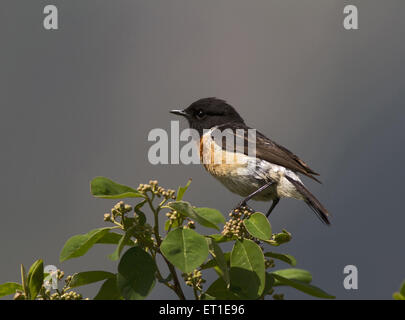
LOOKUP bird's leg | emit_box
[266,198,280,217]
[236,180,275,209]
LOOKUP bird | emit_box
[170,97,330,225]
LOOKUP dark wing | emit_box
[216,122,321,183]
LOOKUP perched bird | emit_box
[170,97,330,225]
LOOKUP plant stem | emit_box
[162,255,186,300]
[152,250,176,291]
[193,286,199,300]
[147,192,186,300]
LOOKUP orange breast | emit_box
[199,133,247,178]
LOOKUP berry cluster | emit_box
[14,269,87,300]
[166,210,180,221]
[103,200,153,245]
[165,210,196,230]
[104,200,132,222]
[137,180,176,199]
[182,269,205,291]
[222,206,254,239]
[49,291,84,300]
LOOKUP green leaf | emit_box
[60,227,113,262]
[94,276,123,300]
[90,176,143,199]
[134,200,147,225]
[264,252,297,266]
[168,201,221,230]
[393,292,405,300]
[205,277,240,300]
[243,212,272,240]
[160,228,209,273]
[264,229,292,246]
[200,293,216,300]
[20,264,28,296]
[0,282,22,298]
[95,231,123,245]
[194,208,226,226]
[176,179,192,201]
[108,228,135,261]
[271,268,312,285]
[393,281,405,300]
[122,217,136,230]
[230,239,266,299]
[208,234,237,243]
[207,238,230,286]
[69,271,115,288]
[271,274,335,299]
[117,247,157,300]
[27,259,44,300]
[108,236,126,261]
[201,252,231,270]
[261,272,275,297]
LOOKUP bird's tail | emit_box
[285,175,331,225]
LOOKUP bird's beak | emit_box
[170,109,188,117]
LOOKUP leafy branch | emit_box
[0,177,335,300]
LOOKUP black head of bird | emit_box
[170,97,244,136]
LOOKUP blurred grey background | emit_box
[1,0,404,300]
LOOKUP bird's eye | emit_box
[195,109,206,120]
